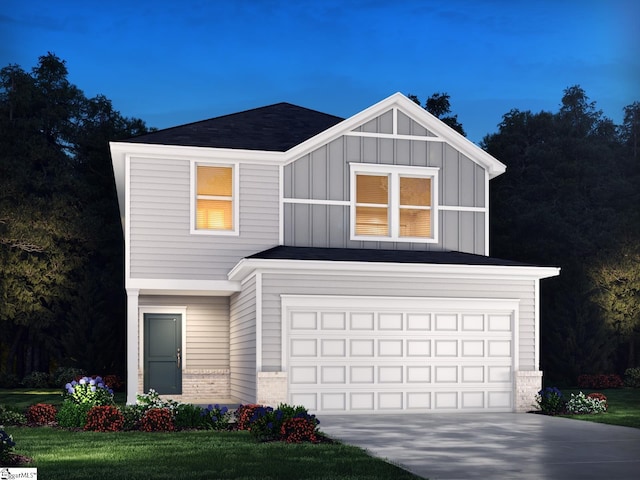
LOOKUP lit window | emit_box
[351,164,438,242]
[194,165,235,232]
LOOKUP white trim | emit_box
[126,288,139,405]
[189,161,240,236]
[139,305,188,387]
[282,198,350,206]
[344,131,446,142]
[127,278,241,295]
[485,169,490,256]
[278,164,284,245]
[349,163,440,243]
[125,155,132,282]
[534,279,541,371]
[392,107,398,134]
[439,205,486,213]
[229,257,561,283]
[256,272,263,372]
[513,307,520,372]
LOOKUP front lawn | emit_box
[8,427,421,480]
[559,388,640,429]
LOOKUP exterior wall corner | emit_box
[514,370,543,413]
[256,371,288,407]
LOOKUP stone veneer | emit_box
[257,372,288,406]
[137,369,231,403]
[515,370,543,412]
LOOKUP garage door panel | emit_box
[286,298,516,413]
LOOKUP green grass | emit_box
[0,388,125,410]
[8,427,421,480]
[559,388,640,429]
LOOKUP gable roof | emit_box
[125,102,344,151]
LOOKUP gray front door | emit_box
[144,313,182,395]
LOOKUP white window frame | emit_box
[190,161,240,235]
[349,163,439,243]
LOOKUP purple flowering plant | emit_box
[201,403,231,430]
[64,376,114,406]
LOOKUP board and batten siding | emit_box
[282,110,487,254]
[259,273,536,373]
[129,157,279,280]
[229,276,257,403]
[138,295,229,370]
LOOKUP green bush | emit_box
[53,366,86,386]
[566,391,607,414]
[64,376,114,406]
[0,426,16,464]
[535,387,565,415]
[57,400,92,428]
[0,405,27,426]
[0,372,20,388]
[136,389,180,417]
[174,403,206,430]
[244,403,319,442]
[624,367,640,388]
[200,404,231,430]
[21,371,51,388]
[120,404,145,431]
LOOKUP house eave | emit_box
[126,278,241,296]
[228,257,560,283]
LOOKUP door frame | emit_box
[139,306,187,392]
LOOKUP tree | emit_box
[408,92,466,136]
[0,53,149,381]
[484,85,639,382]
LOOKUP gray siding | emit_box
[260,273,537,372]
[129,158,279,280]
[139,295,229,369]
[229,276,257,403]
[283,132,487,253]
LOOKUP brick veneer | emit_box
[257,372,288,406]
[515,370,543,412]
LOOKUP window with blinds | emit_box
[195,165,234,231]
[352,164,437,242]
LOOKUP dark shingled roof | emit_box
[125,102,344,151]
[247,246,534,267]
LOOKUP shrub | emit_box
[624,367,640,388]
[120,404,145,431]
[64,376,114,407]
[587,392,608,409]
[0,426,16,464]
[245,403,319,442]
[566,391,607,414]
[136,389,180,417]
[139,408,174,432]
[280,417,319,443]
[174,403,206,430]
[0,405,27,426]
[0,372,20,388]
[535,387,565,415]
[102,374,125,391]
[57,400,92,429]
[85,405,125,432]
[21,371,51,388]
[577,374,624,389]
[235,404,263,430]
[26,403,57,425]
[53,367,86,386]
[200,404,231,431]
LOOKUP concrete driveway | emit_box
[318,413,640,479]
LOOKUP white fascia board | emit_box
[127,278,241,296]
[228,257,560,283]
[109,141,284,165]
[109,142,127,230]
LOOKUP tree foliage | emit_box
[484,86,640,381]
[408,92,466,136]
[0,53,149,380]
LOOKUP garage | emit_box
[283,295,520,413]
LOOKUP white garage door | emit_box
[283,296,519,413]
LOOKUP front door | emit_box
[144,313,182,395]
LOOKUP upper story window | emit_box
[191,163,238,235]
[350,163,438,243]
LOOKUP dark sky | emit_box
[2,0,638,143]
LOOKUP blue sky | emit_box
[2,0,638,143]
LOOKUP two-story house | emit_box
[110,93,559,413]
